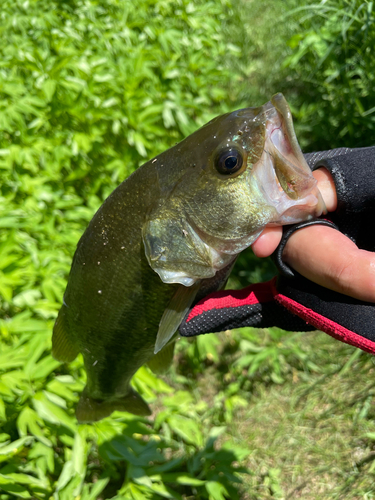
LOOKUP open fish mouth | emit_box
[257,93,326,223]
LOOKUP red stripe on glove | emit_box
[274,283,375,354]
[186,279,276,322]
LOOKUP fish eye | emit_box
[215,148,244,175]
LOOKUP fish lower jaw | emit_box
[267,191,324,225]
[253,135,326,223]
[156,269,197,286]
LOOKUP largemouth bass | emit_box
[52,94,325,422]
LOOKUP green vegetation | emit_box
[283,0,375,150]
[1,0,375,498]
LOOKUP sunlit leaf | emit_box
[32,391,76,432]
[205,481,229,500]
[167,415,203,447]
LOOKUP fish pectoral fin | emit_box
[155,281,201,354]
[76,387,151,423]
[52,306,80,362]
[147,341,175,374]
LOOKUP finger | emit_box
[283,225,375,303]
[252,226,282,258]
[313,168,337,212]
[251,168,335,259]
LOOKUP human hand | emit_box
[252,168,375,303]
[180,147,375,355]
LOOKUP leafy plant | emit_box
[284,0,375,150]
[0,0,257,498]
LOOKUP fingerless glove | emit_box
[179,147,375,354]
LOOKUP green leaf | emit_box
[0,472,48,489]
[205,481,229,500]
[28,355,61,380]
[71,428,88,477]
[32,391,76,432]
[28,442,55,474]
[80,478,110,500]
[162,391,194,409]
[129,466,153,488]
[0,480,32,498]
[159,473,205,486]
[55,460,75,492]
[167,415,203,447]
[17,406,52,447]
[0,437,33,462]
[42,80,57,102]
[13,289,42,308]
[0,397,6,422]
[132,366,173,398]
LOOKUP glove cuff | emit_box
[179,278,315,337]
[275,273,375,354]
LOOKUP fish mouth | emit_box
[257,93,326,223]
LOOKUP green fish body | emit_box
[52,94,325,422]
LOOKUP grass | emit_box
[230,0,299,108]
[168,330,375,499]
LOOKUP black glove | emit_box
[179,147,375,355]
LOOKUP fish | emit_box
[52,93,326,422]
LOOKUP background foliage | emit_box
[283,0,375,150]
[1,0,375,498]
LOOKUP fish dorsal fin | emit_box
[52,305,80,362]
[147,341,175,374]
[155,281,201,354]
